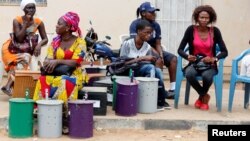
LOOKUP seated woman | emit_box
[120,19,170,110]
[33,11,87,104]
[178,5,228,110]
[1,0,48,96]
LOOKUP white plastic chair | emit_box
[119,34,129,44]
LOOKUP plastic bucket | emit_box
[9,98,34,138]
[115,78,138,116]
[68,100,94,138]
[36,100,63,138]
[136,77,159,113]
[111,76,129,110]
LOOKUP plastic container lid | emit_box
[116,78,138,86]
[135,77,159,82]
[82,87,107,93]
[36,100,63,105]
[68,100,95,104]
[9,98,34,103]
[112,75,129,79]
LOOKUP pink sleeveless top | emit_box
[193,27,214,57]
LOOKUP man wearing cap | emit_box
[129,2,177,99]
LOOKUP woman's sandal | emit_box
[1,87,12,96]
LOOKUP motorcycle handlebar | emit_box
[95,40,111,46]
[103,41,111,46]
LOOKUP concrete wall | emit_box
[0,0,148,61]
[0,0,249,66]
[203,0,250,66]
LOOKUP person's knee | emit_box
[146,64,156,72]
[170,56,177,66]
[148,64,155,69]
[185,72,196,80]
[202,70,216,81]
[143,64,155,77]
[164,54,177,68]
[203,75,214,83]
[185,68,197,79]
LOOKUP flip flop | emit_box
[1,87,12,96]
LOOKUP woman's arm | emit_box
[33,21,48,56]
[44,38,85,73]
[214,27,228,59]
[43,59,77,74]
[178,25,193,60]
[13,19,26,42]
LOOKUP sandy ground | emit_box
[0,128,207,141]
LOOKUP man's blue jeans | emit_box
[134,64,155,77]
[134,64,167,106]
[155,68,168,105]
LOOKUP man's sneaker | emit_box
[166,90,175,99]
[163,102,172,110]
[157,105,165,111]
[62,126,69,135]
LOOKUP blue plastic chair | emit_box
[174,45,225,112]
[228,49,250,112]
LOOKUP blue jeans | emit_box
[134,64,166,105]
[134,64,155,77]
[155,68,168,105]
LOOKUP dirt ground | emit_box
[0,128,207,141]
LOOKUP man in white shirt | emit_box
[120,19,171,109]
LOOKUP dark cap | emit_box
[139,2,160,12]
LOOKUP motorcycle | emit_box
[84,21,118,63]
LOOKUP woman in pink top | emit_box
[177,5,228,110]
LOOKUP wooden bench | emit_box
[13,70,106,98]
[13,70,41,99]
[82,60,110,66]
[12,61,108,98]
